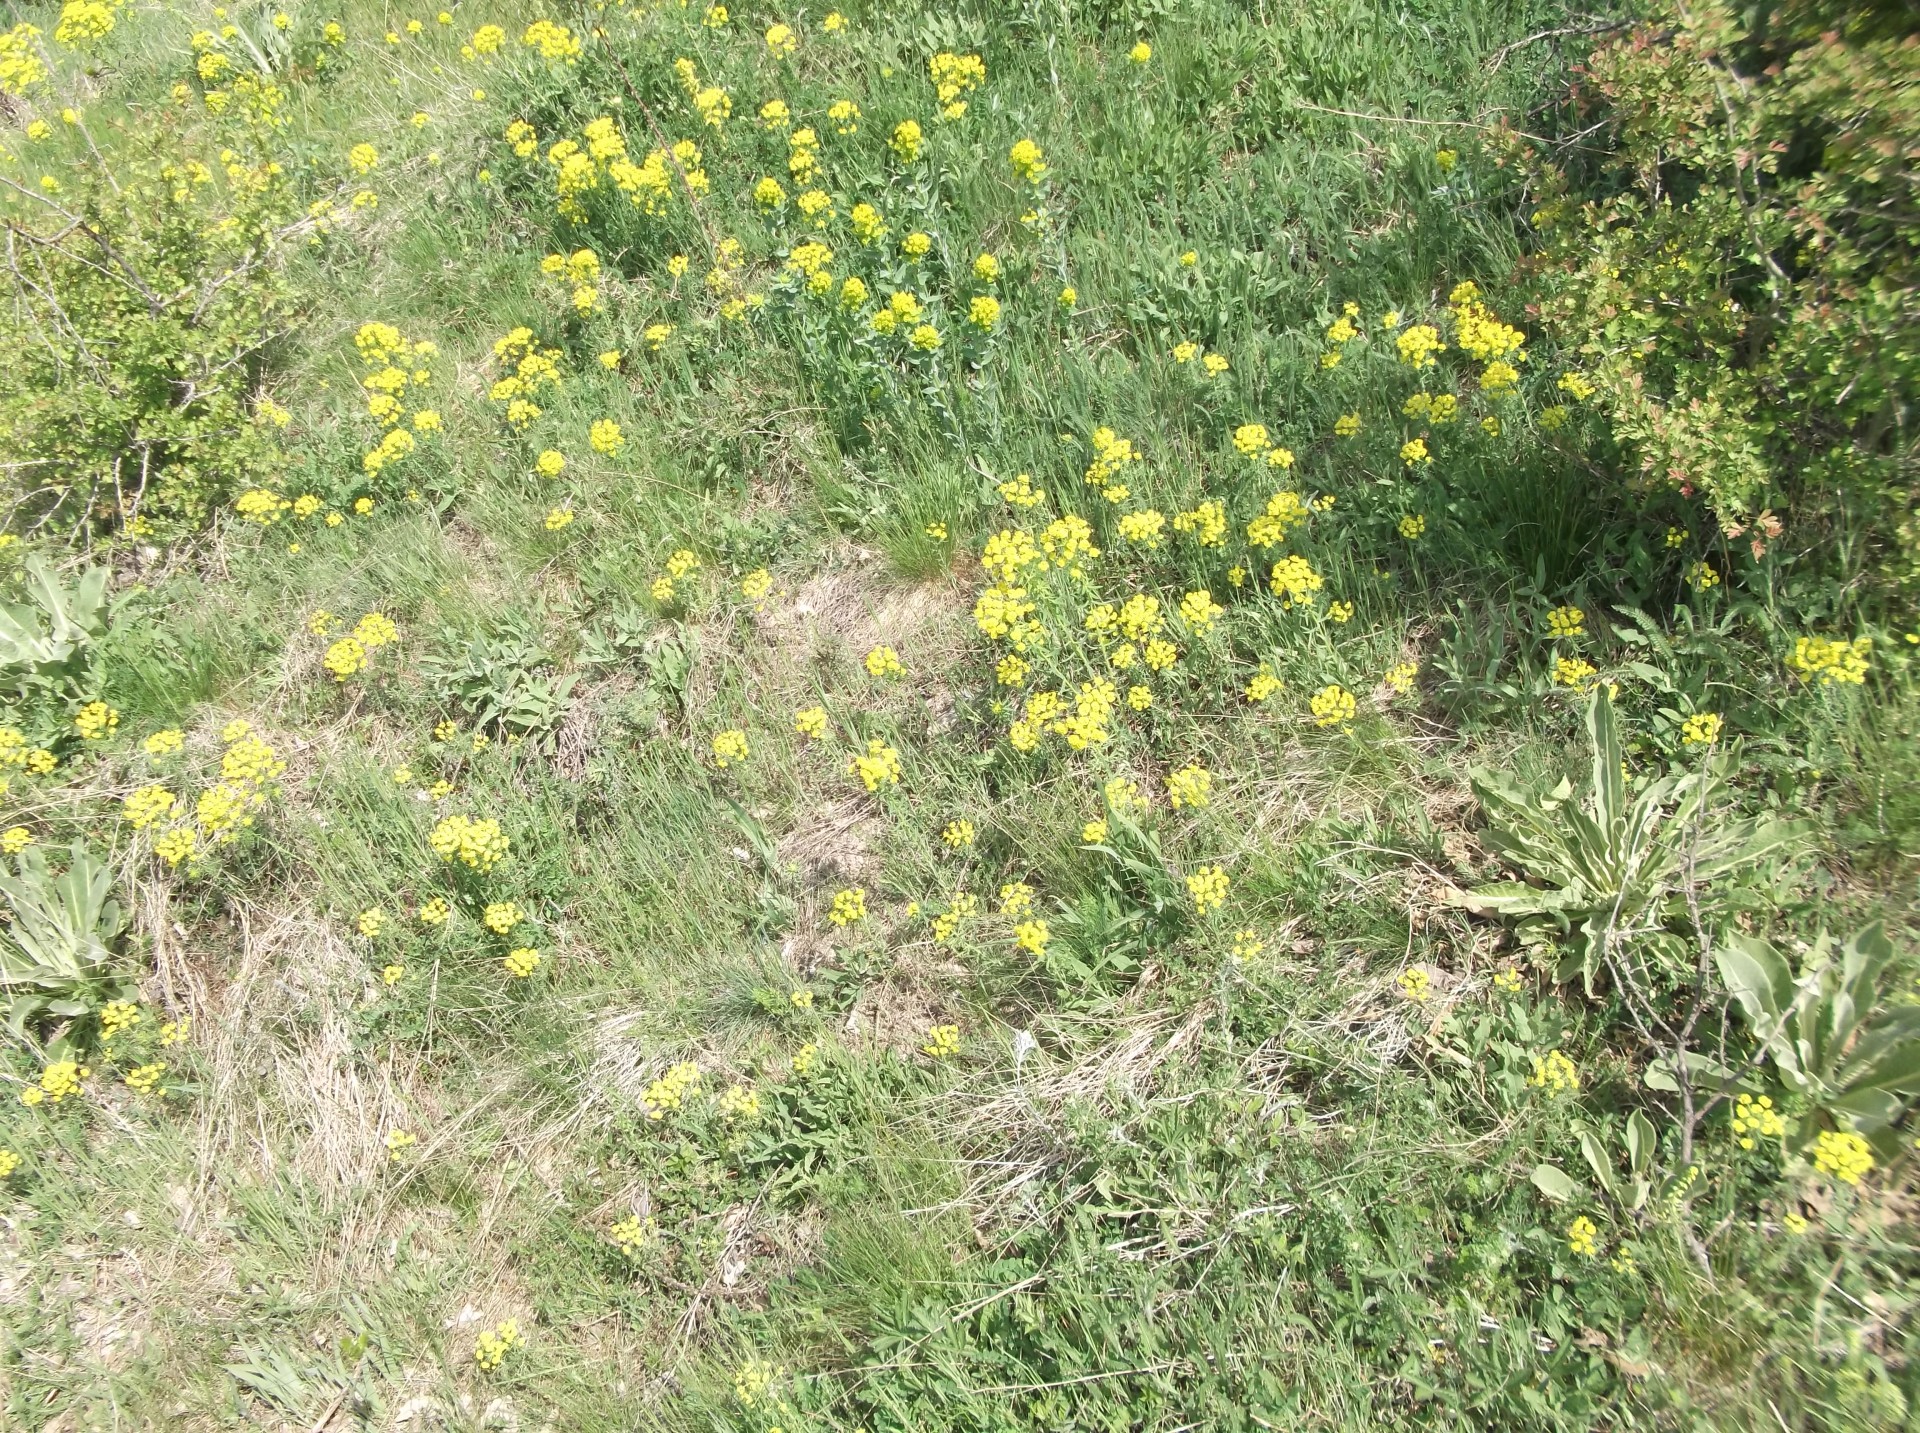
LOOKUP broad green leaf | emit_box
[1530,1164,1577,1202]
[1715,935,1793,1028]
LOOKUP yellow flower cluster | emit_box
[1812,1129,1873,1185]
[1545,605,1585,639]
[1729,1093,1784,1150]
[473,1318,523,1372]
[1680,712,1723,746]
[1310,684,1357,728]
[322,611,399,683]
[829,887,866,926]
[1247,491,1310,549]
[847,738,902,792]
[355,322,439,472]
[1166,764,1211,809]
[429,813,510,871]
[1269,555,1324,608]
[929,51,985,118]
[1529,1049,1579,1094]
[488,327,565,429]
[18,1058,86,1106]
[921,1023,961,1059]
[643,1060,701,1119]
[864,645,905,679]
[1788,636,1870,686]
[1186,865,1229,915]
[73,699,118,741]
[610,1214,658,1258]
[522,18,580,61]
[1009,138,1047,183]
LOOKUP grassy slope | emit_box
[4,2,1917,1431]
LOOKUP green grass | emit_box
[2,2,1918,1431]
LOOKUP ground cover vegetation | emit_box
[0,0,1917,1428]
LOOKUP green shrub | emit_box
[0,97,299,538]
[1520,1,1920,599]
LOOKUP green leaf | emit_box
[1530,1164,1578,1202]
[1626,1110,1654,1175]
[1577,1130,1618,1196]
[1715,935,1793,1029]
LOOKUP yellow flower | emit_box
[829,887,867,926]
[638,1063,701,1128]
[891,119,923,162]
[1186,865,1229,915]
[1310,684,1357,728]
[429,813,510,871]
[1529,1049,1579,1094]
[1166,764,1210,809]
[1245,672,1282,703]
[473,1319,522,1372]
[1729,1093,1784,1149]
[74,700,119,741]
[793,706,829,739]
[1013,919,1049,956]
[922,1023,961,1059]
[357,907,386,938]
[864,645,905,679]
[1129,41,1151,63]
[847,737,902,792]
[504,947,541,978]
[712,729,750,769]
[1680,712,1723,746]
[1545,605,1585,639]
[1788,635,1870,685]
[323,637,368,681]
[1397,513,1427,539]
[1567,1215,1599,1258]
[941,819,975,849]
[1552,656,1598,691]
[1009,138,1046,182]
[1813,1129,1873,1186]
[123,785,176,830]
